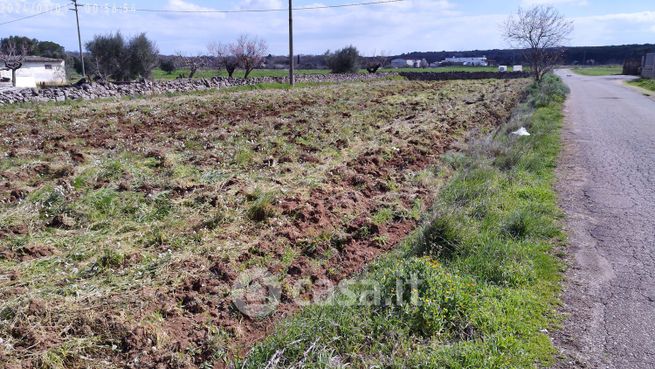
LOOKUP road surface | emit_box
[554,70,655,368]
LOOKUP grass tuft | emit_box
[246,189,277,222]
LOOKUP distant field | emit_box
[151,68,329,80]
[628,78,655,92]
[572,65,622,76]
[151,66,508,80]
[380,66,504,73]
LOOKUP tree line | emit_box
[82,33,273,81]
[0,32,381,85]
[397,44,655,67]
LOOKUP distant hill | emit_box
[394,44,655,65]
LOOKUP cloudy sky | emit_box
[0,0,653,55]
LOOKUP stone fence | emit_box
[0,73,396,105]
[400,71,532,81]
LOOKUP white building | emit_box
[441,56,488,67]
[391,58,412,68]
[390,58,428,68]
[1,56,66,88]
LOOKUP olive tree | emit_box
[126,33,159,79]
[325,46,360,74]
[86,32,126,80]
[504,5,573,81]
[86,32,158,81]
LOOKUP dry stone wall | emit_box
[0,73,395,105]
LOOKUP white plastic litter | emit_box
[511,127,531,136]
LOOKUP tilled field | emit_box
[0,79,529,368]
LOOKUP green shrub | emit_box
[528,74,568,108]
[325,46,360,74]
[159,59,176,74]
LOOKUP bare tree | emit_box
[231,35,268,79]
[365,52,388,74]
[0,42,27,87]
[207,42,239,78]
[174,52,205,79]
[504,5,573,81]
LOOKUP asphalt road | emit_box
[554,70,655,368]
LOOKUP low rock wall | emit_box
[0,73,396,104]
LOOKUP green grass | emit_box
[381,66,505,73]
[627,78,655,92]
[150,66,505,80]
[239,75,567,368]
[69,66,506,84]
[151,68,330,80]
[571,65,622,76]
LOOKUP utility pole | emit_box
[71,0,85,77]
[288,0,294,86]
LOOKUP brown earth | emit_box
[0,79,529,368]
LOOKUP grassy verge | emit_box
[627,78,655,92]
[571,65,622,76]
[239,75,568,368]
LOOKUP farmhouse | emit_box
[390,58,428,68]
[390,58,412,68]
[441,56,488,66]
[0,56,66,88]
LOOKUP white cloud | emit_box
[166,0,216,12]
[580,11,655,23]
[520,0,588,6]
[571,11,655,46]
[239,0,284,9]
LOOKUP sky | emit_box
[0,0,653,55]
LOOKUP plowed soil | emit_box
[0,79,529,368]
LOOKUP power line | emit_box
[0,0,405,26]
[0,5,65,26]
[79,0,405,14]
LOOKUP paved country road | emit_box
[553,70,655,369]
